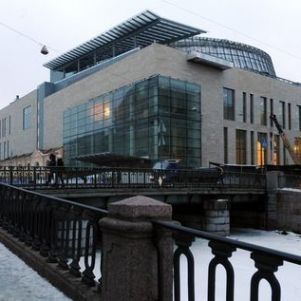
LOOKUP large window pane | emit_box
[223,88,235,120]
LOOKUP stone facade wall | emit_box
[0,90,37,161]
[276,189,301,233]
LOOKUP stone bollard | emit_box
[99,195,173,301]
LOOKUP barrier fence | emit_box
[0,166,266,190]
[0,184,299,300]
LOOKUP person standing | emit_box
[56,157,65,186]
[46,153,56,185]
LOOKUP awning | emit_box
[76,152,151,167]
[44,10,204,70]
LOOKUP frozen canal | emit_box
[0,243,70,301]
[180,228,301,300]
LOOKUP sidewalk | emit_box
[0,242,70,301]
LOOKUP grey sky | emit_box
[0,0,300,109]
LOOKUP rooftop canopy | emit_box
[44,10,205,70]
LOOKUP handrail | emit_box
[0,183,108,214]
[154,220,301,265]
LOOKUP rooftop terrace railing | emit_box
[0,166,266,191]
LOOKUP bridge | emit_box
[0,165,266,193]
[0,182,300,301]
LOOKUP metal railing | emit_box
[278,174,301,189]
[0,183,299,300]
[0,183,107,287]
[0,166,266,191]
[154,221,301,301]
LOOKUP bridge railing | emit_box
[153,220,301,301]
[0,183,107,287]
[278,173,301,189]
[0,166,266,190]
[0,187,299,301]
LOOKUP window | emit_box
[250,94,254,123]
[280,101,285,129]
[8,116,11,135]
[272,134,280,165]
[3,141,6,159]
[242,92,246,122]
[224,127,228,163]
[2,118,6,138]
[223,88,235,120]
[257,132,267,165]
[270,99,274,127]
[238,92,247,122]
[295,137,301,163]
[236,129,247,164]
[298,105,301,131]
[260,97,267,126]
[288,103,291,130]
[23,106,32,129]
[250,131,254,165]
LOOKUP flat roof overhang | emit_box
[44,10,205,70]
[76,152,151,168]
[187,51,233,70]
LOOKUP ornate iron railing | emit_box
[0,166,266,191]
[154,221,301,301]
[0,183,107,287]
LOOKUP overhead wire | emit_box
[161,0,301,61]
[0,20,60,53]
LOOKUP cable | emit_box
[0,20,60,53]
[161,0,301,61]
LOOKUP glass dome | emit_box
[173,37,276,76]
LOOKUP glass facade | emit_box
[174,37,276,76]
[63,75,201,167]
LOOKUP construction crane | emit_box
[270,114,301,164]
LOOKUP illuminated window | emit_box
[257,132,267,165]
[294,137,301,162]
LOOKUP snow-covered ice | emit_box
[179,228,301,300]
[0,243,70,301]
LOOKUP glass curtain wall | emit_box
[63,75,201,167]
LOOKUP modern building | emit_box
[1,10,301,167]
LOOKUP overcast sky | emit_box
[1,0,300,109]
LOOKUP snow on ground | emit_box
[0,243,70,301]
[179,228,301,301]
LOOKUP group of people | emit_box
[46,153,65,186]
